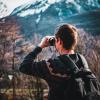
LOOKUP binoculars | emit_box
[49,36,55,46]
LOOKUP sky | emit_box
[1,0,36,16]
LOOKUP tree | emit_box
[0,17,23,99]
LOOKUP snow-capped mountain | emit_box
[11,0,100,18]
[0,0,100,38]
[0,0,100,19]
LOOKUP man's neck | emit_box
[60,49,75,55]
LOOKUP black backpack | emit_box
[59,54,100,100]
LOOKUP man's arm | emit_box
[19,46,49,78]
[19,36,55,79]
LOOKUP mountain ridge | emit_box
[0,0,100,39]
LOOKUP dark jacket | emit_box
[19,46,89,100]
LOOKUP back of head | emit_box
[55,24,78,50]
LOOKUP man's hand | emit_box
[38,36,53,49]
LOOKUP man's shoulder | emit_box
[46,53,79,75]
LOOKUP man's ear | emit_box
[56,38,63,48]
[57,38,63,45]
[59,38,63,45]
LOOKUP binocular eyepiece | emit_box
[49,36,55,46]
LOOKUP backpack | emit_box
[59,54,100,100]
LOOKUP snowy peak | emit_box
[11,0,100,17]
[0,0,100,18]
[11,0,50,17]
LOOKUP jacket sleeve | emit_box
[19,46,49,79]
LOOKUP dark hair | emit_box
[55,24,78,50]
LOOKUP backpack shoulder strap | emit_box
[77,53,90,71]
[66,54,92,78]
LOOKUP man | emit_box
[19,24,89,100]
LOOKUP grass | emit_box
[1,88,48,95]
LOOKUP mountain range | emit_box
[0,0,100,38]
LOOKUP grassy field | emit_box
[1,88,48,95]
[0,88,48,100]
